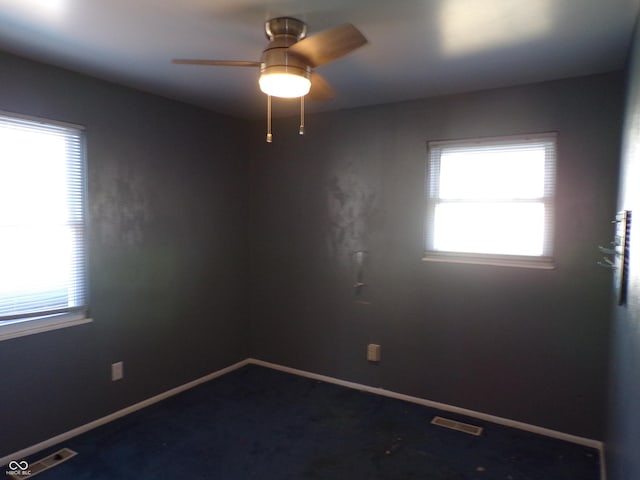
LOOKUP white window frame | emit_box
[424,133,556,269]
[0,111,92,341]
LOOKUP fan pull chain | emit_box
[266,95,273,143]
[299,95,305,135]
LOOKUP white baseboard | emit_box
[2,356,605,480]
[250,359,606,479]
[247,358,604,451]
[600,448,607,480]
[0,358,250,468]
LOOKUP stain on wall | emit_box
[92,162,152,247]
[326,160,381,265]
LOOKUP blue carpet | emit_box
[12,365,599,479]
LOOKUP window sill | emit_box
[422,251,556,270]
[0,313,93,342]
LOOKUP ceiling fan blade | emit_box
[288,23,367,68]
[308,72,335,100]
[172,59,260,67]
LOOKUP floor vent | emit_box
[431,416,483,436]
[7,448,77,479]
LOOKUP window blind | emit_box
[0,113,87,322]
[425,133,556,267]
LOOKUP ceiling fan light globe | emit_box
[259,72,311,98]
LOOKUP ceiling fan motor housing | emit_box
[261,17,311,82]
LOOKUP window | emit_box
[0,112,90,340]
[424,133,556,269]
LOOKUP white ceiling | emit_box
[0,0,638,119]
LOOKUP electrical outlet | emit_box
[111,361,124,381]
[367,344,381,362]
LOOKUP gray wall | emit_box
[248,72,623,440]
[0,51,249,457]
[606,14,640,480]
[0,46,626,459]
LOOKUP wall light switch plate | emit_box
[111,361,124,381]
[367,344,381,362]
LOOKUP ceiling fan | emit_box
[172,17,368,142]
